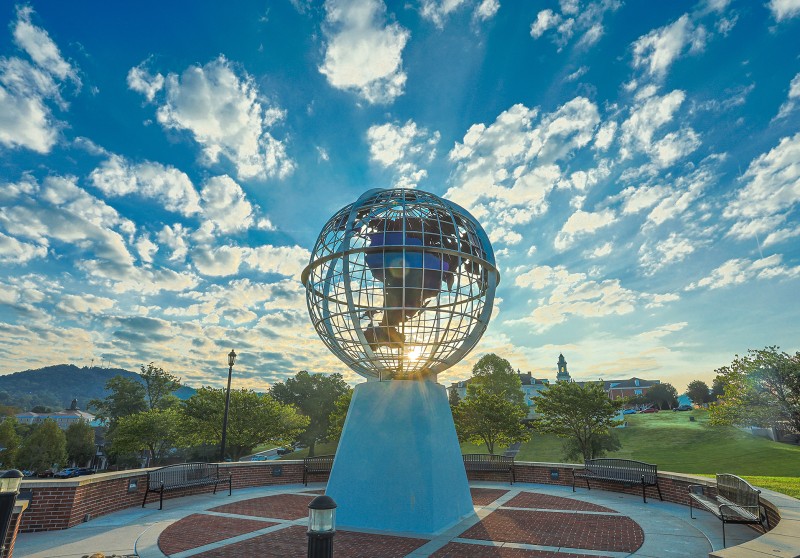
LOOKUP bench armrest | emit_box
[688,484,705,495]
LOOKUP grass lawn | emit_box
[510,410,800,498]
[271,410,800,498]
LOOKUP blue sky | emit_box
[1,0,798,392]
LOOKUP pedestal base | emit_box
[325,380,473,534]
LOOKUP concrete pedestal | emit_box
[325,380,473,534]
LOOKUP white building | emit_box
[15,399,96,430]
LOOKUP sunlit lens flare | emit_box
[407,346,422,361]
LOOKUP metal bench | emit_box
[462,454,515,484]
[303,455,335,486]
[142,462,232,510]
[572,458,662,503]
[689,473,770,547]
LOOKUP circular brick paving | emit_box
[157,488,646,557]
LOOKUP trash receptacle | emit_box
[0,470,22,555]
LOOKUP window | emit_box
[634,389,642,395]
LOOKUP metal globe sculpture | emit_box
[301,188,500,380]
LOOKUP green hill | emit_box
[0,364,196,411]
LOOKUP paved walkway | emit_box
[14,482,761,558]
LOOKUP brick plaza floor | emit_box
[149,485,715,557]
[14,481,763,558]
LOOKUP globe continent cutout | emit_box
[301,188,500,380]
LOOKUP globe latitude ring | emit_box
[301,187,500,381]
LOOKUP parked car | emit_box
[54,468,81,478]
[276,447,292,455]
[75,468,96,476]
[639,407,659,413]
[622,409,637,415]
[673,404,693,411]
[36,470,54,478]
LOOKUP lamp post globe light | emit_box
[220,349,236,463]
[307,494,337,558]
[301,188,499,533]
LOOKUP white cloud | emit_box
[631,14,706,80]
[135,234,158,263]
[620,89,695,165]
[137,56,293,180]
[419,0,498,28]
[0,232,47,264]
[127,62,164,103]
[200,175,254,234]
[768,0,800,21]
[446,97,601,246]
[512,263,672,331]
[638,233,697,275]
[12,6,79,85]
[157,224,189,262]
[90,155,201,217]
[530,1,621,51]
[192,244,310,278]
[775,72,800,120]
[0,176,136,276]
[587,241,613,259]
[319,0,409,104]
[367,120,439,188]
[686,255,800,290]
[0,57,61,153]
[57,294,115,314]
[554,208,616,251]
[724,133,800,241]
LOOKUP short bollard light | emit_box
[307,494,337,558]
[0,470,23,553]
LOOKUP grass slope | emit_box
[279,410,800,498]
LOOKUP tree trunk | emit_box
[308,439,316,458]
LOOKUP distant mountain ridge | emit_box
[0,364,196,411]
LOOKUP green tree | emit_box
[182,387,308,461]
[453,386,530,455]
[65,420,96,466]
[0,419,21,468]
[270,371,350,457]
[140,363,182,410]
[88,376,147,427]
[710,376,725,402]
[17,419,67,472]
[533,381,622,461]
[646,383,679,410]
[468,354,525,409]
[709,347,800,432]
[686,380,710,406]
[326,390,353,442]
[448,385,461,408]
[112,408,180,464]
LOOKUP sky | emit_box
[1,0,799,394]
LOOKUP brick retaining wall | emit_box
[14,460,792,552]
[18,461,305,532]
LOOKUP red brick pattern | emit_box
[505,492,616,512]
[460,509,644,553]
[193,525,429,558]
[471,488,509,506]
[209,493,315,520]
[431,542,611,558]
[158,513,274,555]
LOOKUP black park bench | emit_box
[463,454,516,484]
[572,458,662,503]
[303,455,335,486]
[689,473,770,547]
[142,462,232,510]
